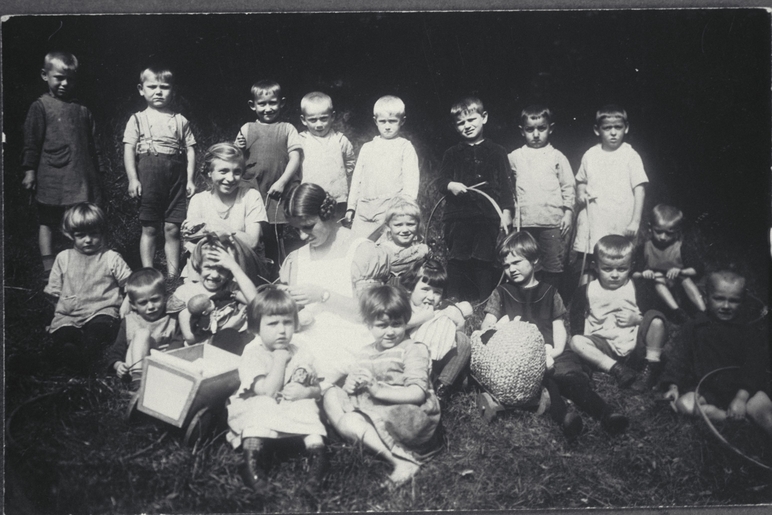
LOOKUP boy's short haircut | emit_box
[373,95,406,118]
[359,284,412,326]
[706,269,746,296]
[595,104,628,125]
[139,65,175,85]
[651,204,684,228]
[247,284,299,333]
[61,202,106,238]
[384,196,421,227]
[250,79,282,100]
[399,258,448,295]
[450,96,485,119]
[498,230,540,264]
[300,91,333,114]
[126,267,165,301]
[594,234,634,262]
[43,51,79,71]
[520,105,553,125]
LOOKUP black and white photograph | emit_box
[3,5,771,513]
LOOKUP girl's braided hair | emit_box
[284,183,338,221]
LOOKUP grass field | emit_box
[4,86,772,513]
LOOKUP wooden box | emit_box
[137,343,241,428]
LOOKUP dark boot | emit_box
[609,362,637,389]
[632,361,663,393]
[304,446,330,496]
[561,410,584,439]
[241,445,271,494]
[601,412,630,435]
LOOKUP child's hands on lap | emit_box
[280,382,309,402]
[641,270,657,280]
[666,268,682,280]
[614,309,641,328]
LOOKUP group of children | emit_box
[24,50,771,493]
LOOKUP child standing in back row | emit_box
[436,96,514,302]
[235,80,302,271]
[573,105,648,283]
[345,95,420,238]
[507,105,575,295]
[298,91,356,220]
[22,51,106,277]
[123,66,197,280]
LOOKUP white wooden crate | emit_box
[137,343,240,428]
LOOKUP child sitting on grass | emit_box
[123,65,197,280]
[481,231,629,437]
[227,285,328,495]
[235,80,302,270]
[376,196,429,285]
[298,91,356,219]
[172,235,259,350]
[399,258,472,401]
[569,235,667,393]
[635,204,705,322]
[22,51,107,278]
[106,268,184,389]
[507,105,575,295]
[44,203,132,374]
[345,95,420,238]
[659,269,772,437]
[323,285,441,489]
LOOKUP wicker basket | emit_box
[471,319,546,406]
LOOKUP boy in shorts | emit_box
[659,270,772,436]
[298,91,355,219]
[123,66,197,279]
[22,51,106,277]
[569,235,667,392]
[507,105,575,297]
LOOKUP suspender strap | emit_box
[135,112,158,156]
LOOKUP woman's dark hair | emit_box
[283,183,337,221]
[399,258,447,295]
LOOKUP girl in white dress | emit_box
[226,285,328,494]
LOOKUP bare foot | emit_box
[387,456,420,488]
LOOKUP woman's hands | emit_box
[286,284,326,307]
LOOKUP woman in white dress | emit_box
[280,183,390,387]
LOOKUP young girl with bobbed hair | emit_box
[44,202,133,373]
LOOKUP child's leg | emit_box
[324,388,419,485]
[654,281,679,311]
[241,436,271,491]
[434,332,472,390]
[39,224,55,270]
[82,315,119,371]
[680,277,707,312]
[163,222,181,278]
[745,391,772,437]
[569,335,618,372]
[140,222,160,269]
